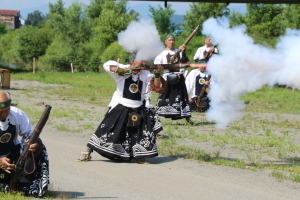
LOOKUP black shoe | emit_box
[186,117,194,125]
[188,102,196,112]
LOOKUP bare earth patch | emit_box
[5,79,300,199]
[9,79,300,165]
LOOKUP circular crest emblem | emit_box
[131,115,138,121]
[199,78,205,84]
[0,133,11,143]
[129,83,138,93]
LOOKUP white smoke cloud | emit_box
[202,17,300,129]
[118,19,165,61]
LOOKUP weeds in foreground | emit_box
[271,170,300,183]
[0,192,28,200]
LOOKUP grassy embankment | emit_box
[3,70,300,199]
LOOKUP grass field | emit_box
[3,70,300,199]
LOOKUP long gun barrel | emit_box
[10,105,52,190]
[130,63,208,71]
[169,25,200,64]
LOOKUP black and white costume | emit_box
[87,61,162,161]
[0,107,49,197]
[186,69,211,98]
[193,45,218,63]
[186,69,211,112]
[154,49,191,119]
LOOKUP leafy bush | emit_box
[101,41,129,64]
[38,38,74,71]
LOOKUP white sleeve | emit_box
[103,60,129,83]
[193,48,201,61]
[103,60,120,72]
[10,107,32,144]
[154,52,163,64]
[185,70,196,98]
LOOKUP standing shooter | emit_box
[193,37,218,64]
[77,54,166,164]
[154,34,193,124]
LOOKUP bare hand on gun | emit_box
[0,157,15,173]
[179,45,186,52]
[26,139,40,153]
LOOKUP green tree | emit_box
[47,0,66,33]
[148,4,177,35]
[25,10,45,27]
[183,3,229,34]
[91,0,139,53]
[0,23,7,35]
[38,38,73,71]
[86,0,105,19]
[0,31,19,62]
[282,4,300,29]
[101,41,128,64]
[229,11,245,27]
[15,26,54,64]
[63,2,91,44]
[47,1,91,43]
[42,1,92,71]
[244,4,284,46]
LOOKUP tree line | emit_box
[0,1,299,72]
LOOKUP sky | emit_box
[1,0,247,19]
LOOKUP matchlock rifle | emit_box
[169,25,200,64]
[10,105,52,190]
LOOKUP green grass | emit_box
[12,71,115,105]
[0,192,28,200]
[241,85,300,114]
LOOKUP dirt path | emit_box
[7,79,300,200]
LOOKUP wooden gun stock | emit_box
[204,45,218,59]
[194,75,211,112]
[199,75,211,98]
[10,105,52,190]
[169,25,200,64]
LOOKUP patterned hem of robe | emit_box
[87,104,162,161]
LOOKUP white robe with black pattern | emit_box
[154,49,191,119]
[87,61,162,161]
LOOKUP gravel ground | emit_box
[5,79,300,200]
